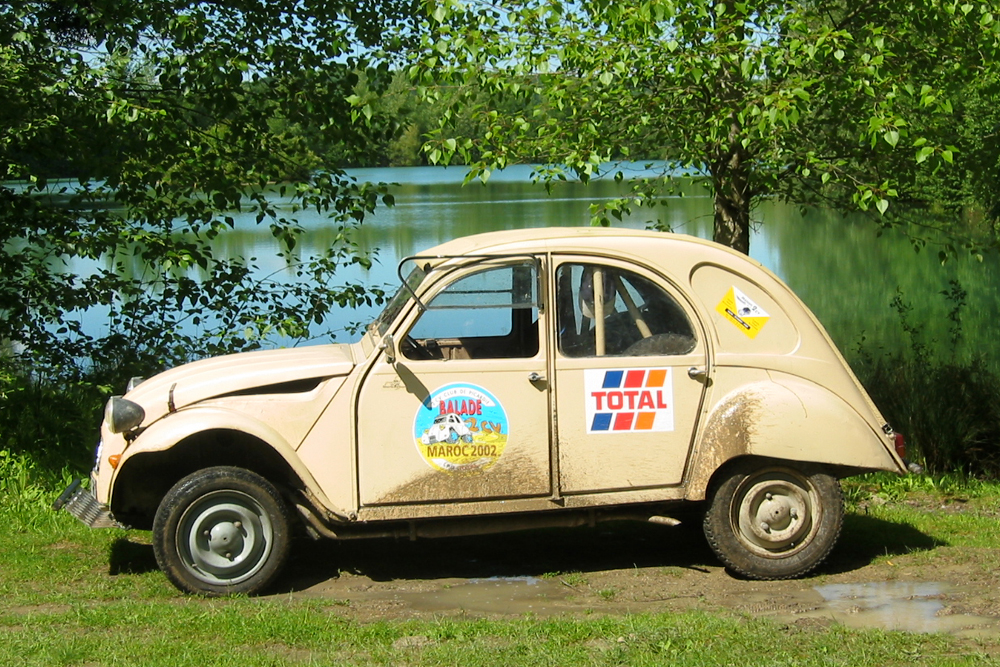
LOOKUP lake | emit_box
[80,164,1000,367]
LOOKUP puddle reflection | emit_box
[401,576,568,615]
[813,582,996,635]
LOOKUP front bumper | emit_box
[53,479,121,529]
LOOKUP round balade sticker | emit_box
[413,383,509,474]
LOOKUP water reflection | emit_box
[770,203,1000,364]
[812,582,999,635]
[75,165,1000,364]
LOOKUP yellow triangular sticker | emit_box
[717,286,770,339]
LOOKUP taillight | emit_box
[894,432,906,459]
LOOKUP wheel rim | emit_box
[176,489,274,586]
[729,469,818,558]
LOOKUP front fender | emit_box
[108,406,343,517]
[686,376,904,500]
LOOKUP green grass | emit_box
[3,465,1000,665]
[844,471,1000,502]
[0,604,982,667]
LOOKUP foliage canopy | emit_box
[0,0,417,384]
[414,0,1000,254]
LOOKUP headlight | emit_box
[105,396,145,434]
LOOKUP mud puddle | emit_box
[798,582,1000,637]
[292,573,578,618]
[398,576,572,615]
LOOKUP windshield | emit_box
[370,264,427,337]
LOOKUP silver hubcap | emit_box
[732,470,817,557]
[177,490,273,585]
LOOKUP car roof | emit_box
[414,227,763,276]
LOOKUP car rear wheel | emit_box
[703,462,843,580]
[153,466,291,596]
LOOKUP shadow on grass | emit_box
[821,513,946,575]
[277,519,715,593]
[276,511,942,594]
[100,512,942,593]
[108,538,158,576]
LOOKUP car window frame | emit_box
[551,254,705,360]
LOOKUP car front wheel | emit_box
[703,462,843,580]
[152,466,291,596]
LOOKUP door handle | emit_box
[528,372,546,383]
[687,366,708,380]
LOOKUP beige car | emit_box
[56,228,908,596]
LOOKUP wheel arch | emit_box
[111,427,309,530]
[685,378,902,500]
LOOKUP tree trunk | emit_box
[709,0,752,255]
[711,113,752,254]
[712,174,751,255]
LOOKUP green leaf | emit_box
[916,146,935,163]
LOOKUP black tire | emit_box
[703,462,843,580]
[152,466,291,596]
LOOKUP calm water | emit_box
[84,164,1000,365]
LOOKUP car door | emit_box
[356,258,552,506]
[551,258,709,494]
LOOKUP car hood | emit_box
[122,344,357,419]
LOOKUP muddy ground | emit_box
[224,496,997,640]
[115,496,1000,638]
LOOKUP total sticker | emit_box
[585,368,674,433]
[413,383,509,474]
[717,286,770,339]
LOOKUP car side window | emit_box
[556,263,696,357]
[403,262,540,360]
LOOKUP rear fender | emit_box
[686,377,904,500]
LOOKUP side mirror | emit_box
[380,334,397,364]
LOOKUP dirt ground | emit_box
[252,497,1000,639]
